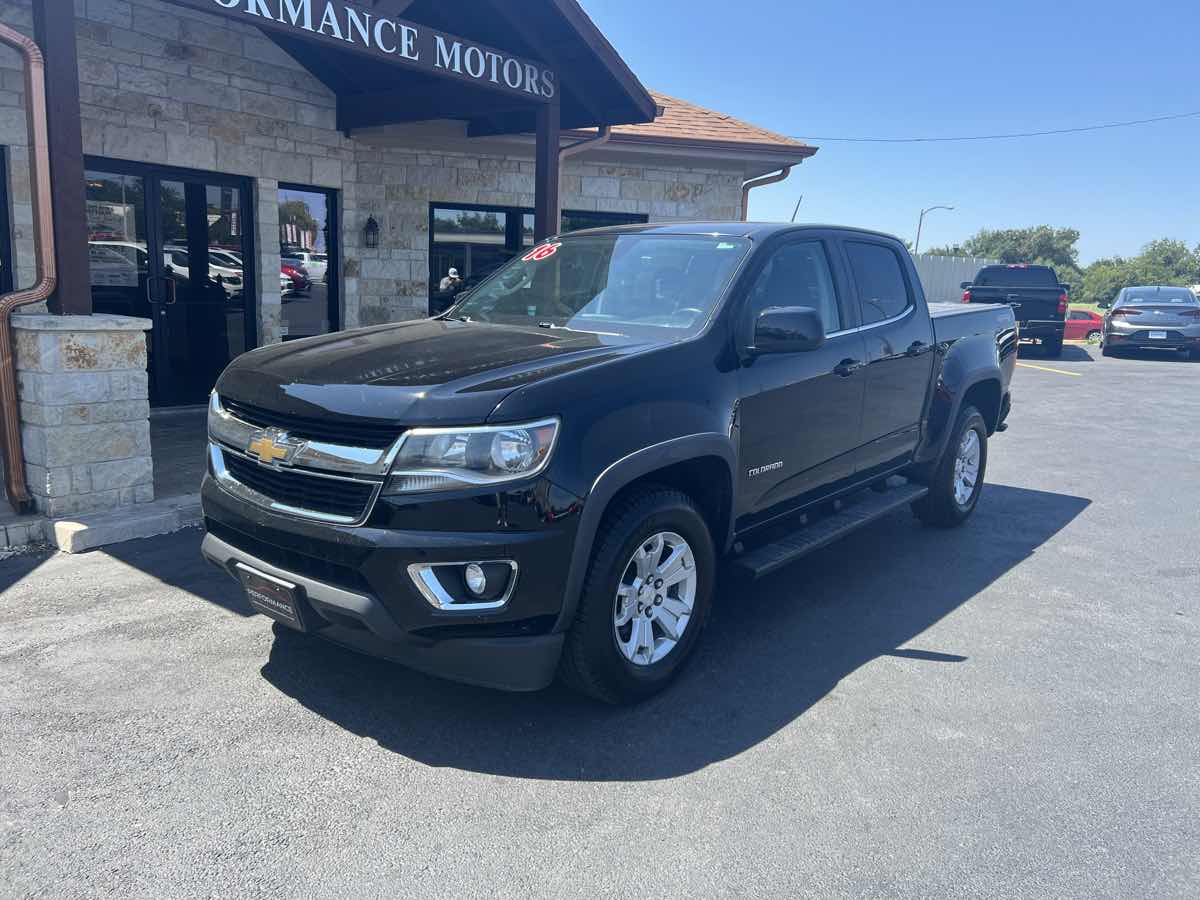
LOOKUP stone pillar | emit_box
[12,314,154,518]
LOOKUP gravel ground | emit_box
[1,345,1197,898]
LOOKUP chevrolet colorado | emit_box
[201,223,1017,703]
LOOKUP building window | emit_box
[430,203,646,314]
[278,185,339,340]
[0,148,12,295]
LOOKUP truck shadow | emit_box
[1020,344,1094,362]
[259,484,1089,782]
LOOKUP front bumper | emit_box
[200,472,582,692]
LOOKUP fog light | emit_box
[464,563,487,596]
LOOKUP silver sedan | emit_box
[1102,286,1200,359]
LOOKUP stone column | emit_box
[12,313,154,518]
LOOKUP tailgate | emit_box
[967,287,1062,322]
[1002,289,1062,322]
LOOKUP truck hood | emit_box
[216,319,642,427]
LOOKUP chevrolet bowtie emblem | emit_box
[247,430,298,466]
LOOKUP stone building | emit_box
[0,0,815,547]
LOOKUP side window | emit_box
[845,241,911,325]
[746,241,841,336]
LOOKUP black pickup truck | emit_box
[201,223,1017,703]
[961,263,1069,356]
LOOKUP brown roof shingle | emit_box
[607,90,814,155]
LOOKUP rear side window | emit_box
[975,266,1058,287]
[746,241,841,335]
[845,242,911,325]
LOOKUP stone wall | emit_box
[13,313,154,518]
[1,0,744,338]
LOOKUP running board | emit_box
[732,483,929,580]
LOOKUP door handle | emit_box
[906,340,931,357]
[146,274,177,305]
[833,358,864,377]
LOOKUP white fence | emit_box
[913,255,999,305]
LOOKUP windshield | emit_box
[975,265,1058,287]
[1119,287,1197,305]
[448,234,752,338]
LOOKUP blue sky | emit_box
[582,0,1200,264]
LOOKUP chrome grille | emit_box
[222,452,377,521]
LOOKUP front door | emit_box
[735,237,867,529]
[85,161,255,406]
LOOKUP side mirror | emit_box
[752,306,825,355]
[960,281,973,290]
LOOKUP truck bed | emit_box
[929,301,1016,343]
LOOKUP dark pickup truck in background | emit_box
[961,263,1069,356]
[201,223,1017,704]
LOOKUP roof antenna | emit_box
[790,195,804,222]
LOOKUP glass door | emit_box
[86,161,254,406]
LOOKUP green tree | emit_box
[1077,257,1130,306]
[1125,238,1200,286]
[958,225,1082,271]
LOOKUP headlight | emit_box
[383,418,560,494]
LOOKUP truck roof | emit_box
[559,221,905,243]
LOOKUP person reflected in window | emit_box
[439,267,463,293]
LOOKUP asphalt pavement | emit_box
[1,344,1197,898]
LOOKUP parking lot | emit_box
[1,345,1196,898]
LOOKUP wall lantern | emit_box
[363,215,380,249]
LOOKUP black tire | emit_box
[1043,335,1064,358]
[558,488,716,704]
[1101,343,1117,358]
[1086,330,1102,343]
[911,405,988,528]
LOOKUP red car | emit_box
[280,263,311,294]
[1064,308,1104,342]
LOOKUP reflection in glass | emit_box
[85,170,149,319]
[429,204,648,315]
[278,187,337,341]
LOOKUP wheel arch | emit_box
[554,434,736,634]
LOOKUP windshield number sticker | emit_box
[522,243,561,263]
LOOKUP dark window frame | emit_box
[742,238,845,341]
[842,239,915,326]
[279,181,341,335]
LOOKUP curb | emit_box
[50,493,203,553]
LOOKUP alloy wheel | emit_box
[613,531,697,666]
[953,429,981,507]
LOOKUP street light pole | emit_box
[914,205,955,255]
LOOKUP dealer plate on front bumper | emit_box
[1149,331,1168,339]
[236,563,307,631]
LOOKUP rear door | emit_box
[736,235,867,525]
[841,239,936,477]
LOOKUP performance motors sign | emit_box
[197,0,556,100]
